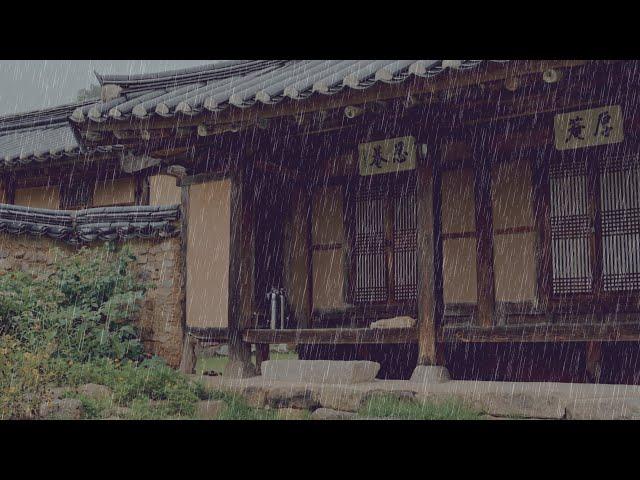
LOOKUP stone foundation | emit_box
[0,232,184,368]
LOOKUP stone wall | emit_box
[0,232,184,368]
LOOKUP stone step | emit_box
[260,360,380,385]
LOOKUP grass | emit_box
[196,351,298,376]
[357,394,483,420]
[193,390,311,420]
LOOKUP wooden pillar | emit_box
[2,175,15,204]
[224,156,257,378]
[255,344,270,374]
[283,181,313,329]
[134,173,150,206]
[585,341,602,383]
[474,152,496,327]
[416,156,444,366]
[179,334,197,374]
[178,183,195,373]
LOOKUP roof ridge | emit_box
[95,60,290,88]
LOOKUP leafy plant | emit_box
[0,335,57,419]
[0,243,148,363]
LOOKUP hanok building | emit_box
[3,59,640,383]
[0,100,182,210]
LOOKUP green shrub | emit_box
[0,335,57,419]
[61,356,204,418]
[0,243,207,420]
[0,243,147,363]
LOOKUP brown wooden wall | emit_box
[491,159,537,303]
[441,167,478,304]
[306,145,543,322]
[185,178,231,329]
[311,184,348,310]
[14,186,60,209]
[93,177,136,207]
[149,174,181,206]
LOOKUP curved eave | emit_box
[74,60,501,125]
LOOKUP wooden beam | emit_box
[415,152,445,366]
[1,175,15,204]
[179,171,228,187]
[585,341,603,383]
[178,183,194,373]
[185,327,229,342]
[473,144,496,327]
[224,155,257,378]
[243,327,418,345]
[440,322,640,343]
[255,344,270,374]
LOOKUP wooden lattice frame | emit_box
[347,173,417,306]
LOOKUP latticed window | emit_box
[350,178,417,304]
[600,155,640,292]
[549,154,640,296]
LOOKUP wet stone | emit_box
[195,400,226,419]
[261,360,380,385]
[39,398,84,420]
[311,408,356,420]
[277,407,309,420]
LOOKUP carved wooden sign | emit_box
[358,136,416,176]
[554,105,624,151]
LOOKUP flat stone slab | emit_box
[196,374,640,420]
[260,360,380,385]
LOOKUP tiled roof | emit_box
[73,60,502,123]
[0,203,180,243]
[0,101,124,169]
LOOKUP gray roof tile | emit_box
[0,100,124,169]
[75,60,504,123]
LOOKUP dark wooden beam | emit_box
[178,171,228,187]
[224,155,257,378]
[440,322,640,343]
[532,157,552,314]
[243,327,418,345]
[178,184,195,374]
[473,143,497,327]
[585,341,603,383]
[415,151,445,366]
[255,344,270,374]
[2,174,15,204]
[282,182,313,329]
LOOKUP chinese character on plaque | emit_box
[554,105,624,151]
[358,136,416,176]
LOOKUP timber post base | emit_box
[223,359,257,379]
[410,365,451,384]
[178,334,197,374]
